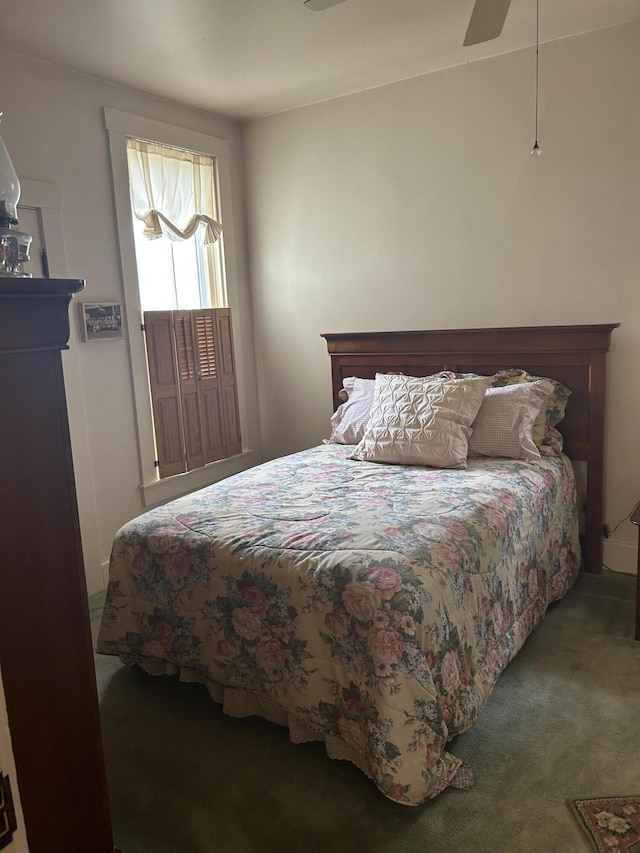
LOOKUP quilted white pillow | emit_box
[325,373,439,445]
[468,379,553,461]
[350,373,491,469]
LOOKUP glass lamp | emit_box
[0,113,32,277]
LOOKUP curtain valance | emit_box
[126,138,222,245]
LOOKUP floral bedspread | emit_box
[97,444,580,805]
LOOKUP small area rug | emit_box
[569,797,640,852]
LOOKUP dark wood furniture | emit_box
[322,323,618,575]
[0,278,117,852]
[630,502,640,641]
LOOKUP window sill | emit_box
[139,448,260,507]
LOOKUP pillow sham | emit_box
[468,379,553,461]
[435,368,571,456]
[349,373,491,469]
[490,369,571,456]
[325,376,376,445]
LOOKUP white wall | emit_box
[0,51,260,594]
[1,22,638,585]
[242,21,640,570]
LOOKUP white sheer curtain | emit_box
[126,138,222,245]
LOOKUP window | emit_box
[127,137,227,310]
[126,138,241,479]
[104,108,257,505]
[131,212,213,311]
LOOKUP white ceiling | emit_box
[2,0,639,120]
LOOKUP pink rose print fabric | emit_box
[98,444,579,805]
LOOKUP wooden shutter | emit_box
[144,308,242,478]
[143,311,187,477]
[174,311,205,471]
[193,309,226,465]
[215,308,242,456]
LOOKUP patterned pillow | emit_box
[490,369,571,456]
[325,377,376,445]
[326,372,436,445]
[349,373,491,469]
[468,380,553,461]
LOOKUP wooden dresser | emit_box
[0,278,117,852]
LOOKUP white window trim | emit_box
[104,108,257,505]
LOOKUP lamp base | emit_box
[0,225,32,277]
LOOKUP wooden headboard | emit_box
[322,324,619,575]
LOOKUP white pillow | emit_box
[349,373,491,469]
[468,379,553,461]
[325,377,376,445]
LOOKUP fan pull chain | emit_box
[531,0,541,155]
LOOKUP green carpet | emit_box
[90,570,640,853]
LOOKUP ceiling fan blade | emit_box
[463,0,512,46]
[303,0,348,10]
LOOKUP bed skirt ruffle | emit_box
[122,656,474,797]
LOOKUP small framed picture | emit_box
[79,301,124,342]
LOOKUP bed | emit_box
[97,323,617,806]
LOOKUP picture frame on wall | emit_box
[79,301,124,342]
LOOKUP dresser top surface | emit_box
[0,277,85,296]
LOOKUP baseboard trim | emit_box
[602,538,637,575]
